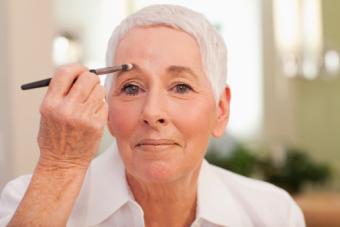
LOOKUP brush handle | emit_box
[21,78,52,90]
[20,64,131,90]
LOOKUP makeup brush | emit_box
[20,63,134,90]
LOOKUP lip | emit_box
[135,139,179,147]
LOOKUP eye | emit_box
[121,83,142,96]
[172,83,193,94]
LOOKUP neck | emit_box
[126,166,201,227]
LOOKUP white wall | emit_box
[0,0,54,189]
[0,0,11,189]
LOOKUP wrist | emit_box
[10,156,89,227]
[38,151,92,170]
[36,157,90,177]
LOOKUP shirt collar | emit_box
[83,143,134,226]
[196,160,251,227]
[76,143,250,226]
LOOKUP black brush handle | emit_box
[20,64,131,90]
[21,78,52,90]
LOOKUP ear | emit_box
[212,86,231,138]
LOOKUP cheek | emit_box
[108,100,141,137]
[169,98,216,146]
[176,99,215,128]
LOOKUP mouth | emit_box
[135,139,179,148]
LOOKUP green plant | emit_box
[259,147,332,194]
[205,143,332,194]
[206,143,257,176]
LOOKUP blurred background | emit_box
[0,0,339,226]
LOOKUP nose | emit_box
[141,90,168,128]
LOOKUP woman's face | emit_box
[108,26,229,183]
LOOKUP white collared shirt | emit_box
[0,144,305,227]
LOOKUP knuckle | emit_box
[77,74,88,84]
[87,75,100,86]
[89,73,98,82]
[79,73,99,86]
[58,104,76,123]
[88,122,99,132]
[39,100,56,116]
[91,121,104,136]
[55,65,72,76]
[93,86,106,101]
[81,113,103,128]
[79,116,100,133]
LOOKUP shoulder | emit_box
[0,175,32,226]
[208,163,305,226]
[211,164,288,198]
[0,175,32,202]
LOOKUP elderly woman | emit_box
[0,4,305,227]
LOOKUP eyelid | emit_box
[117,78,144,89]
[170,81,195,90]
[174,83,193,89]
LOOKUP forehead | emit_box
[116,25,199,53]
[113,26,205,77]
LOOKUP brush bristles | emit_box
[122,63,133,71]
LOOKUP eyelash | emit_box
[171,83,194,94]
[120,82,194,96]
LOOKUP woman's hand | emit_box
[38,64,108,169]
[8,64,108,226]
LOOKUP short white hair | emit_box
[105,4,227,100]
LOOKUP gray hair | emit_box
[105,4,227,100]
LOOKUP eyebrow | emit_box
[166,65,199,80]
[115,63,199,80]
[115,64,143,79]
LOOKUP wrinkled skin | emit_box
[38,64,108,169]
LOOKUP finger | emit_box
[67,71,100,103]
[47,64,88,98]
[82,84,106,113]
[88,102,108,132]
[96,101,108,122]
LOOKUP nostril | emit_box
[142,118,166,126]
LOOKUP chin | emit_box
[140,160,180,183]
